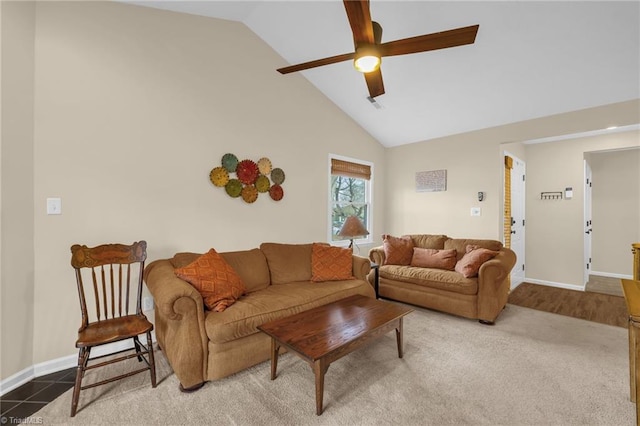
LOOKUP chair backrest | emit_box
[71,241,147,330]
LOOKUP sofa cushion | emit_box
[174,248,247,312]
[203,279,374,344]
[171,252,200,268]
[260,243,312,284]
[173,249,270,293]
[405,234,448,250]
[455,245,499,278]
[444,238,503,261]
[311,243,355,282]
[220,249,271,293]
[382,234,414,265]
[411,248,457,270]
[379,265,478,295]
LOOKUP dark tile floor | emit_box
[1,368,75,423]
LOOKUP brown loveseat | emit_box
[368,235,516,324]
[144,243,374,391]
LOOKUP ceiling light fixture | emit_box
[354,45,380,73]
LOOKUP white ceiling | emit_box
[126,1,640,147]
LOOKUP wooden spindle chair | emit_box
[70,241,156,417]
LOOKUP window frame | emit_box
[327,154,373,247]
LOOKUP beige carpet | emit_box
[35,304,633,425]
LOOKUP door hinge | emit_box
[522,219,525,226]
[522,264,525,271]
[522,174,525,182]
[587,263,590,269]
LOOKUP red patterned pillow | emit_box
[455,245,499,278]
[382,234,414,265]
[411,248,457,270]
[311,243,354,282]
[174,248,246,312]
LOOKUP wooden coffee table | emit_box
[257,294,413,415]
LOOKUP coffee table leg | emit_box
[313,359,328,415]
[396,317,404,358]
[270,338,279,380]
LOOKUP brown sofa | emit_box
[368,235,516,324]
[144,243,375,390]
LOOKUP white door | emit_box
[584,160,593,285]
[510,155,526,287]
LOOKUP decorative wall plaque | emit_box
[211,154,285,203]
[416,169,447,192]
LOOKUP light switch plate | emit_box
[470,207,481,216]
[47,198,62,215]
[143,297,154,311]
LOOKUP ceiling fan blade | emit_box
[277,52,355,74]
[364,68,385,98]
[380,25,479,57]
[343,0,374,46]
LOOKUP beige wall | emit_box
[383,102,639,245]
[385,135,503,240]
[1,1,36,382]
[590,147,640,275]
[385,111,639,289]
[525,131,640,287]
[1,1,386,377]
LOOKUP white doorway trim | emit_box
[583,159,593,286]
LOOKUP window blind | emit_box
[331,159,371,180]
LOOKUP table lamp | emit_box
[338,215,369,249]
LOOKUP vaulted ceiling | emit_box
[126,1,640,147]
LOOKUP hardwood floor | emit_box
[508,282,627,328]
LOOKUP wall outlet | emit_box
[143,296,154,311]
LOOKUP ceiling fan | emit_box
[277,0,479,99]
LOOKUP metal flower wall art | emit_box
[210,153,285,203]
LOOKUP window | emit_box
[329,155,373,245]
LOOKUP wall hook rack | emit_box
[541,191,563,200]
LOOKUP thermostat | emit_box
[565,187,573,199]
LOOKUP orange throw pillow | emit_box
[174,248,246,312]
[455,245,499,278]
[311,243,354,282]
[411,248,457,270]
[382,234,414,265]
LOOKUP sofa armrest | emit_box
[477,248,517,322]
[352,255,371,280]
[369,246,385,266]
[144,259,208,389]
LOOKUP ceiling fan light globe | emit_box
[354,55,380,73]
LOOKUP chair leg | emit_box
[71,347,89,417]
[133,337,144,362]
[147,331,157,387]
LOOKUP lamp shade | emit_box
[338,215,369,239]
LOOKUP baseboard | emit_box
[0,333,155,397]
[523,278,585,292]
[590,271,633,280]
[0,366,34,397]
